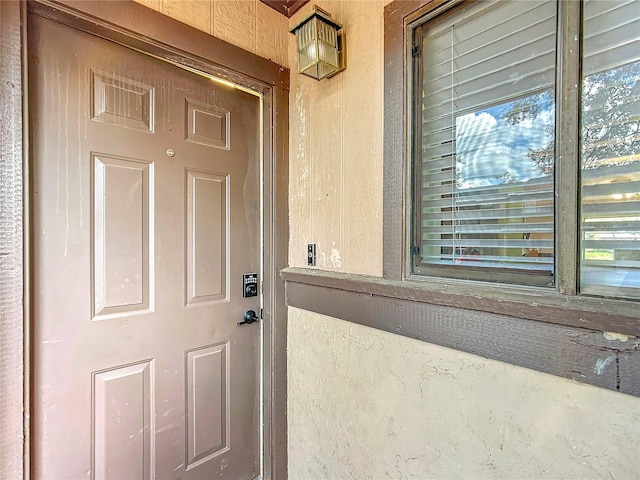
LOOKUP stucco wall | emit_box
[288,307,640,479]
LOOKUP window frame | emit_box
[384,0,639,332]
[408,0,576,289]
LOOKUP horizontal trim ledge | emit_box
[281,267,639,336]
[283,271,640,397]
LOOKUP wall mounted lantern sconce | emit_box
[290,6,346,80]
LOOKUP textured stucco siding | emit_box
[288,307,640,479]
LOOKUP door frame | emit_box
[0,1,289,478]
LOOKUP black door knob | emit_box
[238,310,259,326]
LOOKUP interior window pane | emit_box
[414,0,557,285]
[579,0,640,299]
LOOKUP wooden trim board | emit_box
[283,268,640,397]
[283,268,640,336]
[260,0,309,18]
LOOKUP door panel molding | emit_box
[0,2,289,478]
[185,343,230,469]
[92,360,155,480]
[90,70,155,133]
[92,153,154,319]
[185,169,229,305]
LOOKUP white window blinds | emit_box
[416,0,557,281]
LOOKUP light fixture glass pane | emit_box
[579,0,640,299]
[295,16,340,80]
[317,21,339,69]
[297,20,319,72]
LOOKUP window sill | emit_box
[281,267,639,337]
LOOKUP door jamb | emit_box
[0,1,289,478]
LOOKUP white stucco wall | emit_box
[288,307,640,479]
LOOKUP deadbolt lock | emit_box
[243,273,258,298]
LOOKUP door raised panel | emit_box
[93,361,154,480]
[185,169,228,305]
[185,343,230,470]
[185,98,230,149]
[91,70,155,133]
[93,154,153,318]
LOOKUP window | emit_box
[410,0,640,300]
[579,0,640,298]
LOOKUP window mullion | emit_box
[555,0,581,296]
